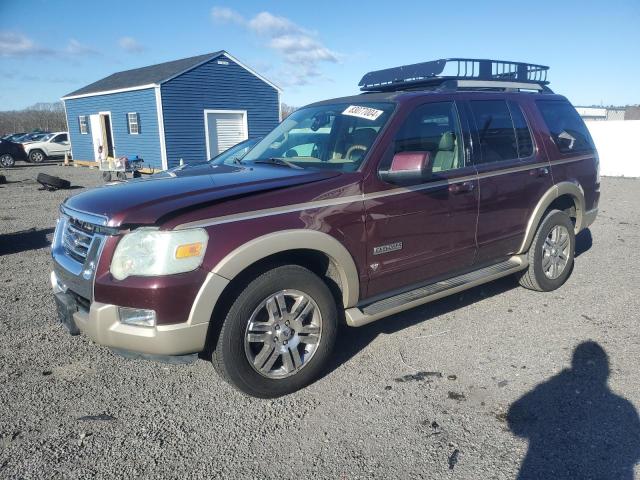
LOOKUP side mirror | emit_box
[379,151,431,184]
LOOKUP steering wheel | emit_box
[345,144,367,161]
[270,131,289,150]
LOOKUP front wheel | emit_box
[213,265,338,398]
[0,153,15,167]
[29,149,46,163]
[518,209,575,292]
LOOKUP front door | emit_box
[364,100,479,299]
[466,97,554,264]
[205,110,248,159]
[47,133,69,156]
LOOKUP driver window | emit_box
[393,102,464,173]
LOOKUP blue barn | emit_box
[62,51,281,170]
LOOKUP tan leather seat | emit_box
[432,132,458,172]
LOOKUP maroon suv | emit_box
[51,59,599,397]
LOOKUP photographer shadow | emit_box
[508,341,640,479]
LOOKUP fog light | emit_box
[118,307,156,327]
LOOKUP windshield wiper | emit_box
[253,157,302,169]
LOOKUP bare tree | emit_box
[0,102,68,136]
[280,103,297,120]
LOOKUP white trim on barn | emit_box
[203,109,248,160]
[154,86,168,170]
[61,83,158,101]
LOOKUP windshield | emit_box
[242,102,395,172]
[210,137,261,164]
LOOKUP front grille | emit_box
[62,221,95,263]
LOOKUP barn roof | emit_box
[62,51,280,99]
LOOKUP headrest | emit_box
[350,128,377,144]
[438,132,456,151]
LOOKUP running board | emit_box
[345,255,528,327]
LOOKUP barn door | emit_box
[205,110,248,159]
[89,114,102,161]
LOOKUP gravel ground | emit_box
[0,164,639,479]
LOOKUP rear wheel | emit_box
[29,149,46,163]
[0,153,15,167]
[519,209,575,292]
[213,265,337,398]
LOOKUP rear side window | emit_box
[507,101,534,158]
[470,100,518,163]
[537,100,594,154]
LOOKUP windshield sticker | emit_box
[342,105,384,121]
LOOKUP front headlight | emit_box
[110,228,208,280]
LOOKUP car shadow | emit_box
[0,227,55,255]
[507,341,640,479]
[324,275,519,378]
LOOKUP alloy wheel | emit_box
[542,225,571,279]
[244,289,322,379]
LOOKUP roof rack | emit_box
[359,58,551,93]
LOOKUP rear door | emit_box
[364,99,479,299]
[467,96,553,264]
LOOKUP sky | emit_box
[1,0,639,110]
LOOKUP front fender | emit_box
[212,229,360,308]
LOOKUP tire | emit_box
[518,209,575,292]
[102,171,112,182]
[29,149,46,163]
[0,153,15,168]
[213,265,338,398]
[116,171,127,181]
[0,174,6,185]
[36,172,71,190]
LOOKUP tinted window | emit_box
[393,101,464,172]
[508,101,534,158]
[471,100,518,163]
[537,100,594,154]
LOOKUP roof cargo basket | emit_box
[359,58,550,93]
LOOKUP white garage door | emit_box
[205,110,248,159]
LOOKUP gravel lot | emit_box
[1,164,639,479]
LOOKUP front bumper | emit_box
[51,270,210,356]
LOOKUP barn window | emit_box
[79,116,88,134]
[127,112,140,134]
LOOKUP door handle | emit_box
[530,167,549,177]
[449,181,475,194]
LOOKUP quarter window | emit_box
[127,112,139,135]
[393,101,464,172]
[470,100,518,163]
[537,100,594,154]
[79,116,88,134]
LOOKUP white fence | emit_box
[586,120,640,177]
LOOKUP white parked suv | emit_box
[24,132,70,163]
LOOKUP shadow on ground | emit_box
[326,274,519,377]
[0,227,55,255]
[575,228,593,257]
[508,341,640,479]
[326,229,594,378]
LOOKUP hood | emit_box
[151,161,216,178]
[64,164,341,227]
